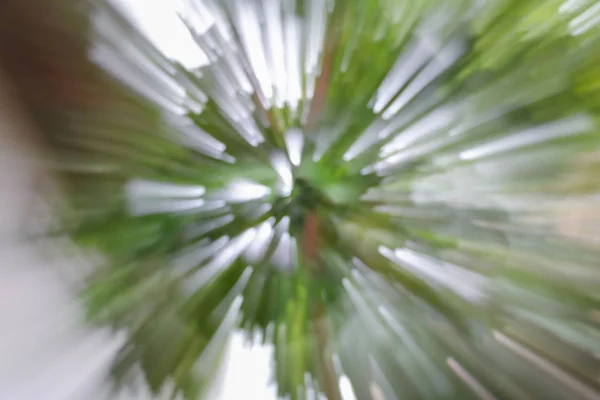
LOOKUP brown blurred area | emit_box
[0,0,95,110]
[0,0,168,208]
[0,0,137,148]
[0,0,87,235]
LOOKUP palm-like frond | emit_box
[4,0,600,399]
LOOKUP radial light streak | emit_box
[28,0,600,399]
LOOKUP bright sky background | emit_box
[111,0,208,69]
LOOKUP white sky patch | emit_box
[264,0,288,108]
[221,179,272,203]
[271,151,294,196]
[124,179,207,215]
[569,2,600,35]
[285,128,305,166]
[218,332,278,400]
[284,13,304,113]
[234,1,274,106]
[110,0,209,69]
[339,374,358,400]
[125,179,205,198]
[244,218,276,263]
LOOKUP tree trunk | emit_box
[301,211,342,400]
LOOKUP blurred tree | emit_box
[2,0,600,399]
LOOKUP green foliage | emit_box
[12,0,600,398]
